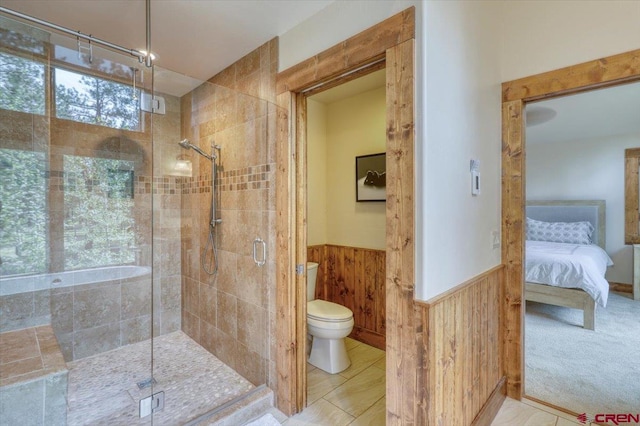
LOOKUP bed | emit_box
[525,200,613,330]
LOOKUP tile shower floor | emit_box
[66,331,254,425]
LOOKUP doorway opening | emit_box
[302,68,388,418]
[522,82,640,415]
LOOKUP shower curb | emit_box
[186,385,285,426]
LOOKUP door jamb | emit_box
[275,7,416,417]
[501,48,640,400]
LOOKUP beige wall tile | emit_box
[0,328,39,365]
[73,323,120,359]
[199,283,217,326]
[120,316,151,345]
[73,285,121,331]
[235,342,266,386]
[121,278,152,320]
[182,310,200,342]
[217,291,237,339]
[183,277,200,317]
[237,300,266,356]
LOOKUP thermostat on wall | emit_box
[470,159,480,196]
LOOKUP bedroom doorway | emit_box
[501,48,640,418]
[522,84,640,415]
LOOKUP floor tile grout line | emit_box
[320,395,357,422]
[346,395,385,425]
[321,366,385,419]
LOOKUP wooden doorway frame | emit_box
[274,7,416,419]
[502,49,640,399]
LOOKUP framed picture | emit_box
[355,153,386,202]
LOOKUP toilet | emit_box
[306,262,354,374]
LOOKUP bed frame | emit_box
[525,200,606,330]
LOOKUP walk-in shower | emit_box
[0,5,275,425]
[178,139,221,275]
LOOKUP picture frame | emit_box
[355,152,386,202]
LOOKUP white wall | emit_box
[501,1,640,81]
[307,89,387,250]
[307,99,328,246]
[325,87,386,249]
[279,0,504,300]
[421,1,502,299]
[527,133,638,284]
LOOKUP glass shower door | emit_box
[0,14,155,425]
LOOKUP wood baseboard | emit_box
[609,282,633,294]
[471,377,506,426]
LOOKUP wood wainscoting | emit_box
[419,265,506,426]
[307,245,386,350]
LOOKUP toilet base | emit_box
[308,336,350,374]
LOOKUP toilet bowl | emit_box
[306,262,354,374]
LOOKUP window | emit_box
[55,68,140,131]
[0,52,45,115]
[63,155,135,270]
[0,149,47,275]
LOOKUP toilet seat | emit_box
[307,300,353,322]
[307,316,354,331]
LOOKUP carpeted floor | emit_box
[525,291,640,416]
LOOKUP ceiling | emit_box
[0,1,333,82]
[310,69,386,104]
[526,81,640,144]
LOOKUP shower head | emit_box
[178,139,214,161]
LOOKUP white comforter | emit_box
[525,240,614,307]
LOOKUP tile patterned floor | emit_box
[284,338,386,426]
[66,331,254,425]
[283,338,593,426]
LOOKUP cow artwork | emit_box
[355,153,386,201]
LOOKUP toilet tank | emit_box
[307,262,319,302]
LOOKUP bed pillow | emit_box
[526,217,594,245]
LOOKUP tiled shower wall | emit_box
[180,39,278,388]
[0,92,183,361]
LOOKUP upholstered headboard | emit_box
[525,200,606,248]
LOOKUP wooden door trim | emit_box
[276,8,414,95]
[501,49,640,400]
[275,7,415,416]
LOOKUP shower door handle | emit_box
[253,237,266,267]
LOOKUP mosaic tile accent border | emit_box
[135,176,181,195]
[47,172,180,196]
[179,163,272,194]
[44,163,272,196]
